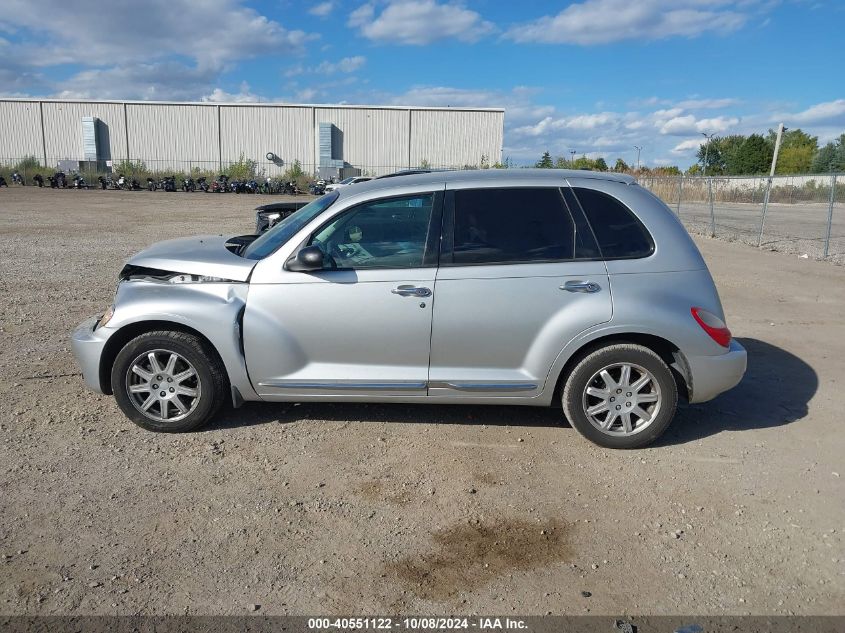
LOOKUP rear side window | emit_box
[451,188,576,265]
[571,187,654,259]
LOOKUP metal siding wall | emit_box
[0,101,44,164]
[410,110,504,168]
[41,101,127,163]
[315,107,410,175]
[0,100,505,172]
[219,105,312,175]
[126,103,218,170]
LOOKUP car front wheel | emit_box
[111,330,227,432]
[562,343,678,449]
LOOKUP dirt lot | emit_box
[1,187,843,616]
[675,201,845,263]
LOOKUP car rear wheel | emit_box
[562,343,677,449]
[111,330,227,432]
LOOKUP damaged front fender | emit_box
[101,279,258,403]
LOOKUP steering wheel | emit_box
[311,239,338,269]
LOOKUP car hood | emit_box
[126,235,257,282]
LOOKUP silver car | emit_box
[71,169,746,448]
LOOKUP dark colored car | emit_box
[255,200,311,233]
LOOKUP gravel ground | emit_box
[1,187,843,616]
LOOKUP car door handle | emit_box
[561,280,601,293]
[391,286,432,297]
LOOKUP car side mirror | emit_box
[286,245,325,272]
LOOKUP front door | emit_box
[243,191,441,399]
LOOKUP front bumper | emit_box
[685,338,747,403]
[71,316,111,394]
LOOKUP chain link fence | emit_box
[638,174,845,264]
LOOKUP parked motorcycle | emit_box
[0,175,7,187]
[308,180,326,195]
[182,177,196,192]
[72,174,88,189]
[33,174,44,187]
[162,176,177,192]
[212,174,229,193]
[146,177,157,192]
[196,177,209,192]
[11,171,25,185]
[97,175,109,190]
[54,171,67,188]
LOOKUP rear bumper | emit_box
[71,316,111,394]
[686,338,747,403]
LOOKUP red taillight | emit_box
[691,307,731,348]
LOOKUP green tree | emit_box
[696,139,724,174]
[536,151,553,168]
[717,135,747,174]
[767,128,818,174]
[226,152,259,180]
[778,145,816,174]
[653,165,681,176]
[614,158,629,172]
[554,156,568,169]
[594,157,608,171]
[734,134,773,174]
[572,155,593,170]
[811,134,845,173]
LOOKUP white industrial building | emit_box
[0,99,504,177]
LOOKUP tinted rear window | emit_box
[452,188,575,265]
[572,187,654,259]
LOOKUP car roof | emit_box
[335,168,635,200]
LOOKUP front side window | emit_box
[310,193,434,269]
[243,191,339,260]
[451,188,576,265]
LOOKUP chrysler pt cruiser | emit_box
[71,169,746,448]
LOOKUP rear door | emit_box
[428,185,612,399]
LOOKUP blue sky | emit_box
[2,0,843,167]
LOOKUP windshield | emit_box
[243,191,339,260]
[339,177,356,184]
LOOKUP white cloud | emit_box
[315,56,367,74]
[780,99,845,126]
[660,114,739,135]
[676,97,741,110]
[505,0,748,45]
[671,139,703,155]
[349,0,495,45]
[309,1,334,17]
[2,0,315,71]
[348,3,375,27]
[52,62,220,101]
[513,112,620,137]
[201,82,261,103]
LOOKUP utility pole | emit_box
[569,149,576,166]
[633,145,642,171]
[758,122,786,247]
[701,132,715,177]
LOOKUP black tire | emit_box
[111,330,228,432]
[561,343,677,449]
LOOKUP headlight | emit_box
[97,305,115,329]
[266,212,281,220]
[168,274,230,284]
